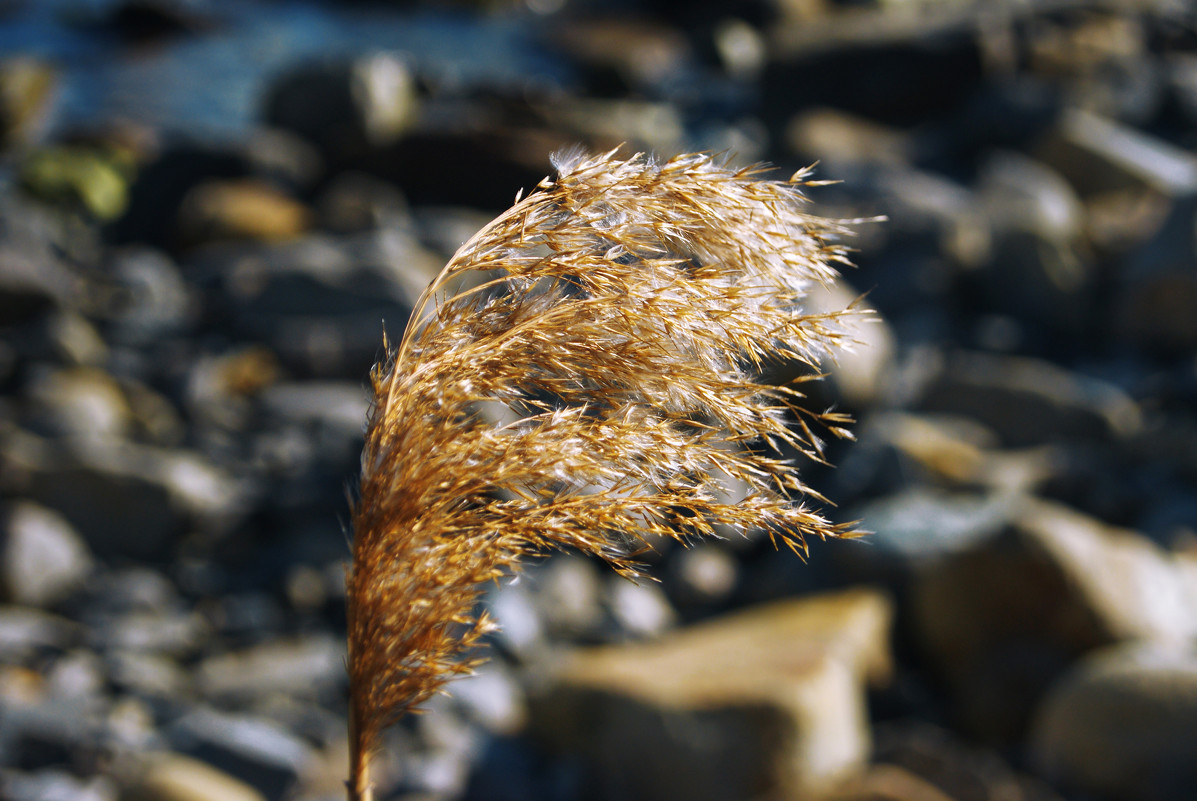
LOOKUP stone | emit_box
[912,497,1197,742]
[1,502,94,608]
[176,180,311,246]
[20,145,129,220]
[128,753,266,801]
[0,698,105,771]
[1036,108,1197,197]
[529,588,892,801]
[800,278,896,409]
[536,97,685,156]
[972,151,1093,335]
[543,17,691,96]
[106,650,188,699]
[106,248,196,346]
[872,720,1065,801]
[827,764,957,801]
[94,608,207,657]
[262,53,418,164]
[1,769,116,801]
[258,381,369,441]
[45,312,109,367]
[196,635,344,704]
[3,430,244,560]
[445,662,525,734]
[485,579,545,658]
[0,606,77,663]
[0,244,75,328]
[787,107,913,167]
[914,351,1141,448]
[1030,641,1197,801]
[44,649,104,701]
[0,57,57,150]
[25,366,134,440]
[207,236,419,379]
[606,576,677,638]
[840,412,1054,498]
[529,555,604,637]
[669,544,738,607]
[167,709,313,801]
[846,487,1020,565]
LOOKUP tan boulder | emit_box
[530,588,892,801]
[913,497,1197,742]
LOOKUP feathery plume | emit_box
[346,150,864,801]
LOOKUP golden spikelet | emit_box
[346,149,865,800]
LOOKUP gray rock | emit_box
[0,698,105,771]
[195,635,344,704]
[258,381,369,440]
[3,429,245,560]
[0,606,76,662]
[89,566,179,613]
[530,588,892,801]
[106,247,195,345]
[669,544,738,607]
[94,609,207,657]
[210,235,420,378]
[485,578,546,658]
[167,709,313,801]
[1,502,93,607]
[529,555,604,637]
[1030,641,1197,801]
[0,244,75,327]
[262,52,418,162]
[606,576,677,638]
[0,769,116,801]
[974,151,1093,335]
[44,649,104,701]
[106,650,189,699]
[444,662,525,735]
[848,487,1020,563]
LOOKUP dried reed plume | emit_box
[346,149,864,801]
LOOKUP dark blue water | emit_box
[0,0,570,140]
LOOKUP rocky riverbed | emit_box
[2,1,1197,800]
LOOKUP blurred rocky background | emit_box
[2,0,1196,800]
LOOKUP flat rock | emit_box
[1036,108,1197,197]
[529,588,892,801]
[913,497,1197,742]
[167,709,312,801]
[128,753,265,801]
[195,635,344,704]
[914,351,1140,448]
[0,606,77,662]
[1029,641,1197,801]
